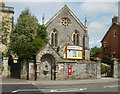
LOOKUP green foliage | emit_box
[102,57,113,65]
[101,63,111,74]
[90,46,102,57]
[0,52,7,58]
[8,65,11,70]
[1,66,4,71]
[37,25,48,41]
[0,52,2,58]
[9,9,48,61]
[32,37,44,52]
[10,41,33,60]
[12,9,38,42]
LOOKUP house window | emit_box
[113,30,117,37]
[51,29,58,47]
[73,31,79,45]
[103,42,107,48]
[103,42,107,51]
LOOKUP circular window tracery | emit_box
[60,17,71,27]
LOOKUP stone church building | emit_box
[1,4,101,80]
[32,5,101,80]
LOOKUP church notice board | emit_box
[66,45,83,60]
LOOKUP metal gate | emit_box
[101,63,113,77]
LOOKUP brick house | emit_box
[101,16,120,58]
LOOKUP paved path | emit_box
[1,78,119,94]
[1,77,119,85]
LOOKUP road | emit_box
[1,78,120,94]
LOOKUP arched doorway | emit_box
[40,54,56,80]
[8,55,21,79]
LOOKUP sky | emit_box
[4,0,119,48]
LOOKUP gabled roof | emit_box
[45,5,86,31]
[101,22,120,42]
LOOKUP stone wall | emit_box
[2,57,9,78]
[56,62,100,80]
[21,61,35,80]
[37,60,101,80]
[118,62,120,78]
[113,59,120,78]
[0,67,2,75]
[20,62,27,79]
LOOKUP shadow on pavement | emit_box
[2,84,44,94]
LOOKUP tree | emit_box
[37,25,48,41]
[90,46,102,57]
[9,9,47,61]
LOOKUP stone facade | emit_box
[0,4,14,53]
[35,5,96,81]
[112,59,120,78]
[0,3,14,78]
[45,5,90,60]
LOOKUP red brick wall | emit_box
[118,26,120,58]
[101,24,120,58]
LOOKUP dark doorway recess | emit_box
[8,55,21,79]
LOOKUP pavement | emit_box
[1,77,119,94]
[1,77,119,85]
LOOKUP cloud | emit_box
[79,2,118,48]
[79,2,118,16]
[89,38,101,48]
[7,2,65,24]
[88,20,110,48]
[5,2,118,48]
[88,21,107,38]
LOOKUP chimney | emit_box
[112,16,119,24]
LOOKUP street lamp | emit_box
[11,53,18,63]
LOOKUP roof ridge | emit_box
[45,5,86,31]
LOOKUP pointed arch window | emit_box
[73,31,79,45]
[51,29,58,47]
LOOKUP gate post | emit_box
[2,57,9,78]
[96,57,101,79]
[20,61,27,79]
[29,60,35,80]
[112,58,118,78]
[35,63,40,80]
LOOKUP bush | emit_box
[1,66,4,71]
[101,63,111,74]
[8,65,11,70]
[102,57,113,65]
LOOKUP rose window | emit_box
[60,18,71,27]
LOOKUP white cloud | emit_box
[79,2,118,16]
[8,2,65,24]
[89,38,101,48]
[88,21,107,38]
[88,20,110,48]
[5,2,118,48]
[79,2,118,48]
